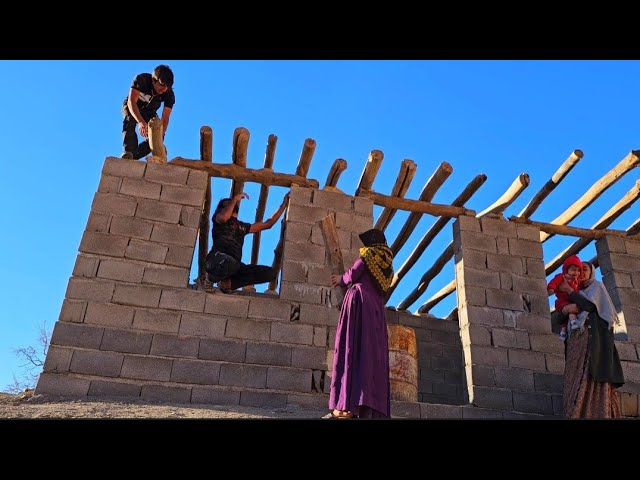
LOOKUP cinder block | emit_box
[493,366,534,391]
[219,363,267,388]
[512,391,554,415]
[141,384,192,404]
[279,281,327,305]
[85,212,111,233]
[180,206,202,229]
[165,245,194,268]
[508,349,546,371]
[142,265,189,288]
[171,358,220,385]
[480,217,516,237]
[271,322,314,345]
[512,312,553,334]
[467,345,509,367]
[70,349,124,377]
[283,242,326,265]
[51,322,104,349]
[100,329,152,354]
[91,192,137,217]
[529,334,565,355]
[109,216,154,240]
[267,366,312,392]
[120,177,162,200]
[615,341,639,361]
[312,188,353,212]
[460,267,501,290]
[469,385,513,410]
[179,312,227,338]
[43,345,73,373]
[159,288,205,312]
[150,333,199,358]
[596,235,628,256]
[353,196,373,217]
[98,174,123,194]
[511,275,548,296]
[84,302,134,328]
[496,236,510,255]
[460,323,492,347]
[286,204,328,225]
[454,215,481,233]
[35,372,90,396]
[281,260,308,283]
[459,231,498,254]
[486,253,524,274]
[545,353,565,374]
[161,184,204,207]
[204,294,249,318]
[298,304,331,326]
[486,289,527,311]
[525,258,546,279]
[246,342,291,366]
[621,392,639,417]
[97,259,145,283]
[499,272,513,291]
[112,284,161,308]
[79,231,128,257]
[533,372,564,394]
[621,360,640,383]
[144,162,189,185]
[199,337,246,362]
[307,265,332,287]
[225,318,270,341]
[125,239,168,264]
[492,328,530,349]
[291,345,327,369]
[461,405,503,419]
[313,326,328,347]
[508,238,543,259]
[151,223,198,247]
[284,222,312,244]
[132,308,180,333]
[458,305,504,328]
[515,223,540,241]
[289,185,314,205]
[59,299,87,323]
[136,198,182,224]
[120,355,172,381]
[102,157,146,178]
[248,296,292,321]
[88,380,141,397]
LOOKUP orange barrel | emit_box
[387,324,418,402]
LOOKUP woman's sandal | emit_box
[322,411,356,419]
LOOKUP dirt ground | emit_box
[0,390,329,419]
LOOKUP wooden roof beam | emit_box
[374,159,417,233]
[251,134,278,265]
[230,127,250,198]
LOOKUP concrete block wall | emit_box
[453,215,564,416]
[385,309,466,405]
[596,235,640,417]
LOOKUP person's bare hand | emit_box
[557,279,573,294]
[139,122,148,138]
[282,193,290,206]
[331,275,342,287]
[233,192,249,203]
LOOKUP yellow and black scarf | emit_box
[359,244,394,294]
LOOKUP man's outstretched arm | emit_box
[249,193,290,233]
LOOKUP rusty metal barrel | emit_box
[387,324,418,402]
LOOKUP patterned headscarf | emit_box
[358,229,394,294]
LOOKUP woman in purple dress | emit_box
[324,228,394,419]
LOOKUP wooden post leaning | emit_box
[147,117,167,164]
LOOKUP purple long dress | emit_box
[329,257,391,418]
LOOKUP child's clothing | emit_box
[547,254,582,340]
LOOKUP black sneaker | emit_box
[121,152,134,159]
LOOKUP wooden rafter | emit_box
[518,150,583,219]
[386,174,487,300]
[230,127,250,198]
[541,150,640,242]
[324,159,347,188]
[357,190,474,219]
[251,134,278,266]
[374,159,417,233]
[355,150,384,196]
[389,162,453,256]
[296,138,316,178]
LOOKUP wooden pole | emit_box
[403,173,530,312]
[518,150,583,218]
[416,282,458,314]
[386,174,487,299]
[476,173,530,218]
[357,190,475,218]
[543,180,640,275]
[197,126,213,283]
[541,150,640,242]
[374,159,417,233]
[389,162,454,256]
[267,216,287,293]
[230,127,250,198]
[355,150,384,196]
[147,117,167,164]
[319,214,346,306]
[169,159,319,189]
[251,134,278,266]
[295,138,316,178]
[627,218,640,236]
[324,158,347,188]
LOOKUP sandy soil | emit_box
[0,390,329,419]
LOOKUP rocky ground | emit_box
[0,390,329,419]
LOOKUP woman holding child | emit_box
[557,261,624,418]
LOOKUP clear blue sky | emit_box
[1,60,638,391]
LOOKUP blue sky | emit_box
[1,60,638,391]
